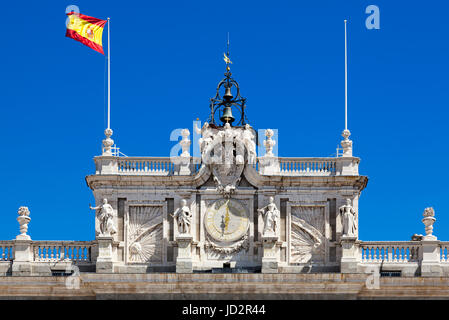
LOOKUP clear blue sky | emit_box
[0,0,448,241]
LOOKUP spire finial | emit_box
[223,32,232,72]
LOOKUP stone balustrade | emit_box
[95,156,359,177]
[118,157,175,175]
[360,241,420,263]
[441,242,449,263]
[0,241,14,261]
[32,241,95,263]
[279,157,337,176]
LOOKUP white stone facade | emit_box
[85,125,367,273]
[0,125,447,278]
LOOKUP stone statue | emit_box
[172,199,192,234]
[242,124,256,164]
[195,122,214,155]
[258,197,280,236]
[90,199,117,236]
[340,199,357,237]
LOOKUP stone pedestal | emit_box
[335,157,359,176]
[12,240,33,276]
[176,234,193,273]
[421,240,442,277]
[340,236,359,273]
[96,236,114,273]
[261,235,279,274]
[173,156,191,176]
[94,156,118,174]
[259,156,279,176]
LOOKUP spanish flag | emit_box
[66,12,107,54]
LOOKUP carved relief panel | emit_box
[127,205,163,263]
[290,206,327,264]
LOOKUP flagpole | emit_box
[340,19,352,158]
[107,17,110,130]
[344,19,348,131]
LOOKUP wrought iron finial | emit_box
[206,34,248,127]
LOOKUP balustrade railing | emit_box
[118,157,175,175]
[32,241,95,263]
[0,241,14,261]
[278,157,337,176]
[94,155,359,177]
[360,241,420,263]
[441,242,449,263]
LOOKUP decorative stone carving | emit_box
[242,124,257,164]
[128,206,163,263]
[195,122,214,155]
[180,129,191,157]
[172,199,192,235]
[197,123,256,197]
[90,199,117,237]
[16,206,31,240]
[263,129,275,157]
[340,199,357,237]
[205,234,249,255]
[258,197,280,236]
[341,129,353,157]
[259,129,280,175]
[291,206,326,264]
[422,207,436,240]
[102,128,114,156]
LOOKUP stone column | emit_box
[96,236,114,273]
[261,235,279,273]
[12,207,33,276]
[176,234,193,273]
[340,235,359,273]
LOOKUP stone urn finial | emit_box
[340,129,353,157]
[180,129,191,157]
[264,129,276,157]
[422,207,437,240]
[17,206,31,240]
[102,128,114,155]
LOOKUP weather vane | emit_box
[223,32,232,71]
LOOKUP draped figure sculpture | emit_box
[90,198,117,236]
[172,199,192,234]
[258,197,280,236]
[340,198,357,237]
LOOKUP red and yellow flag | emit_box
[66,12,107,54]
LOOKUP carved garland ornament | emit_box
[205,233,249,254]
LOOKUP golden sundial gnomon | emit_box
[205,199,249,243]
